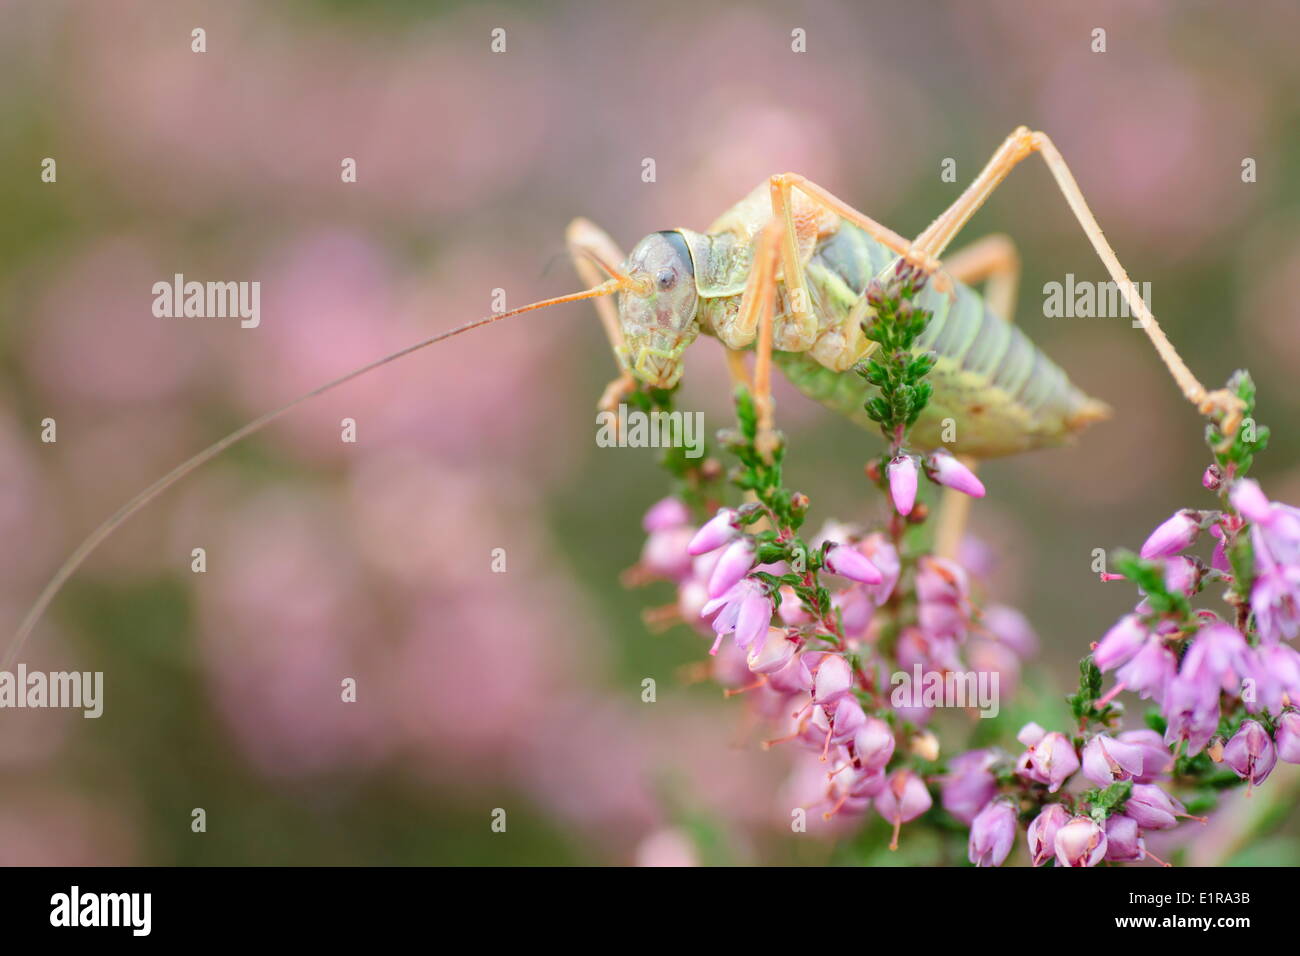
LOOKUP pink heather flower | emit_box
[832,588,874,638]
[814,654,854,704]
[1275,711,1300,763]
[746,627,799,674]
[1103,814,1146,863]
[916,556,972,640]
[1017,722,1047,748]
[1210,523,1231,573]
[1081,734,1145,787]
[982,604,1038,659]
[1032,733,1081,793]
[642,496,690,532]
[925,450,986,498]
[1162,672,1220,756]
[767,653,813,695]
[1117,729,1174,783]
[829,696,867,745]
[1116,636,1177,703]
[777,587,813,626]
[968,799,1017,867]
[1181,623,1253,695]
[1027,804,1071,867]
[1124,784,1187,830]
[941,749,998,825]
[1054,816,1108,867]
[853,717,896,771]
[1094,615,1149,671]
[886,455,918,516]
[1230,478,1273,524]
[846,765,888,800]
[707,538,755,598]
[875,769,932,849]
[1254,643,1300,714]
[823,542,883,585]
[1223,720,1277,786]
[701,579,771,656]
[857,534,901,606]
[1202,465,1223,492]
[1140,510,1201,560]
[639,526,696,580]
[1161,556,1200,598]
[676,579,710,632]
[1251,560,1300,644]
[687,507,739,555]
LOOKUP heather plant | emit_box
[628,265,1296,866]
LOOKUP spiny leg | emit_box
[566,217,635,415]
[931,234,1022,560]
[778,174,915,257]
[908,127,1243,430]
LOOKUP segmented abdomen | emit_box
[774,224,1108,457]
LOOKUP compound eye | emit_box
[656,268,676,291]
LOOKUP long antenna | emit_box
[5,278,624,666]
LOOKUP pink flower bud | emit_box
[854,717,896,771]
[926,450,986,498]
[968,799,1017,867]
[983,604,1038,658]
[767,653,813,695]
[733,589,774,652]
[777,586,812,626]
[1017,722,1048,748]
[1103,814,1146,863]
[875,769,932,847]
[1093,614,1149,672]
[687,508,738,555]
[1139,510,1200,559]
[830,696,867,744]
[1117,730,1174,783]
[1223,719,1277,786]
[1229,479,1272,524]
[1054,816,1107,867]
[1023,731,1080,793]
[824,542,883,584]
[1116,636,1177,702]
[941,749,997,825]
[1081,734,1146,787]
[639,526,695,580]
[643,496,691,532]
[1124,784,1185,830]
[1276,712,1300,764]
[707,538,755,598]
[1027,804,1071,866]
[747,627,798,674]
[858,533,901,606]
[886,455,918,516]
[814,653,853,703]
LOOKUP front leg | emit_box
[566,217,635,415]
[715,219,784,459]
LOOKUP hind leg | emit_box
[931,234,1022,559]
